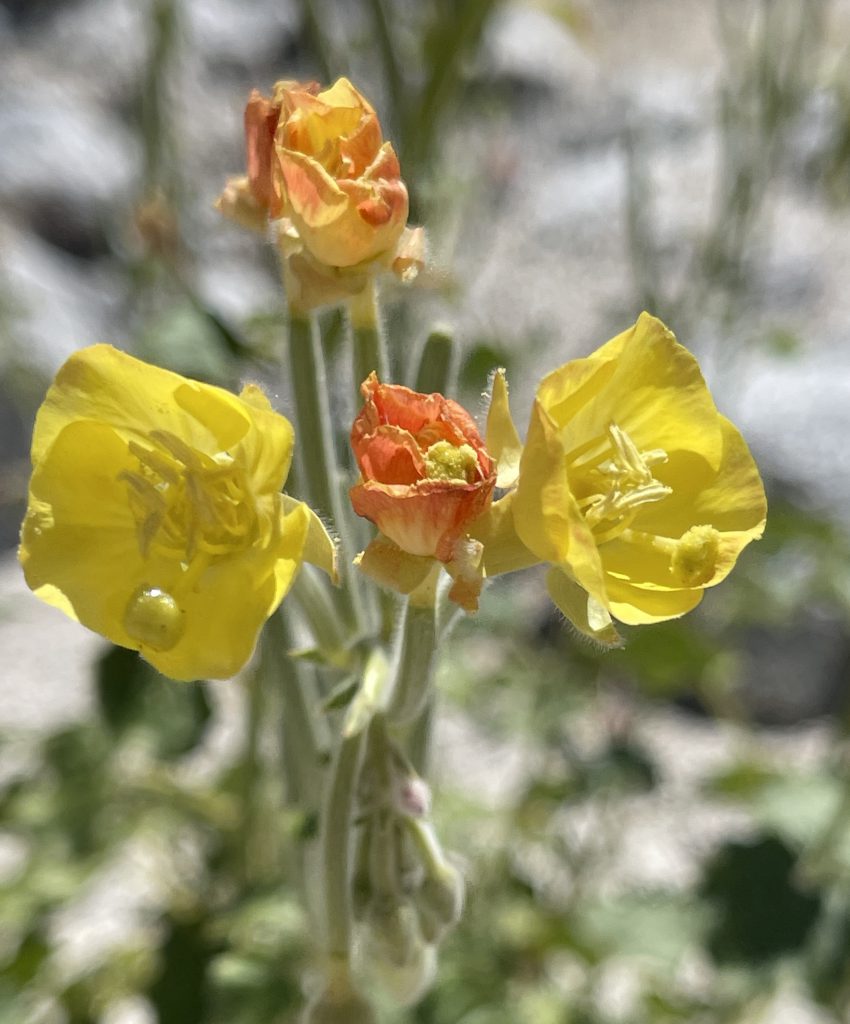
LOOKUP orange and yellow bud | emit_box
[217,77,423,308]
[350,374,495,563]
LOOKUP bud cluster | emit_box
[349,720,464,1005]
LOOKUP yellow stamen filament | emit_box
[119,430,261,568]
[574,423,671,542]
[424,441,479,483]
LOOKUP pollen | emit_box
[123,585,185,651]
[423,441,479,483]
[671,525,721,586]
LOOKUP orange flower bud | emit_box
[219,78,413,272]
[350,375,496,563]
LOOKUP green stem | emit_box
[292,567,350,657]
[321,730,367,958]
[348,280,386,398]
[285,310,362,633]
[387,601,437,726]
[414,327,455,395]
[266,610,329,810]
[286,312,339,522]
[367,0,407,132]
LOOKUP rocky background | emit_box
[2,2,850,1023]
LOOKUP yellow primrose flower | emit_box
[19,346,335,681]
[477,313,766,644]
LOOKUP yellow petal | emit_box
[513,400,607,602]
[236,382,295,493]
[282,494,338,582]
[355,535,435,595]
[604,575,704,625]
[471,493,540,577]
[32,345,253,465]
[485,369,523,489]
[545,567,622,648]
[539,312,723,471]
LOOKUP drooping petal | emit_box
[546,567,623,648]
[356,535,436,595]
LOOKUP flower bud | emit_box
[366,938,437,1008]
[362,897,420,969]
[417,862,465,930]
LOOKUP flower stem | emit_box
[348,280,386,399]
[321,729,367,959]
[285,309,362,633]
[387,601,437,727]
[414,327,455,395]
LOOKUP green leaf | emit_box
[700,833,822,964]
[96,645,211,760]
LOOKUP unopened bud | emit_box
[367,938,437,1008]
[394,776,431,818]
[418,862,465,930]
[363,898,420,969]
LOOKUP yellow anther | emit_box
[423,441,478,483]
[671,525,721,586]
[123,585,184,651]
[121,431,260,566]
[579,423,671,539]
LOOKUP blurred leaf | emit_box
[704,760,778,799]
[137,301,235,384]
[0,928,48,987]
[611,621,717,698]
[763,326,802,357]
[700,833,822,964]
[572,892,708,965]
[806,892,850,1006]
[96,645,211,760]
[147,913,222,1024]
[459,342,513,394]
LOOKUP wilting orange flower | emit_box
[216,77,423,307]
[350,374,496,610]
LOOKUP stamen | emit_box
[424,441,479,483]
[619,525,722,587]
[571,421,671,543]
[120,431,262,570]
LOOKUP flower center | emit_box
[572,423,671,542]
[120,430,260,566]
[423,441,479,483]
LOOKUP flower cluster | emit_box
[350,313,766,642]
[19,76,765,675]
[217,77,424,311]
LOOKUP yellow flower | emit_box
[477,313,766,644]
[19,346,335,680]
